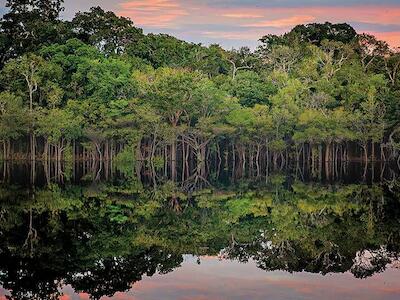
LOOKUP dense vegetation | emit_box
[1,0,400,175]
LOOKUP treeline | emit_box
[1,0,400,172]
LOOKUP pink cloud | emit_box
[118,0,188,28]
[244,15,316,28]
[212,5,400,46]
[267,5,400,25]
[221,13,264,19]
[369,31,400,49]
[115,2,400,47]
[201,31,261,40]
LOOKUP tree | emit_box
[311,40,353,79]
[127,33,198,69]
[0,92,27,159]
[261,45,301,74]
[39,38,103,100]
[2,54,44,112]
[290,22,357,45]
[353,91,386,162]
[258,22,357,52]
[383,50,400,86]
[190,44,230,77]
[182,79,233,173]
[227,47,255,80]
[225,71,275,107]
[136,68,202,178]
[2,53,64,159]
[36,107,82,161]
[356,33,389,72]
[2,54,46,160]
[71,6,143,55]
[0,0,68,62]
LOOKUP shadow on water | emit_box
[2,159,400,187]
[0,160,400,299]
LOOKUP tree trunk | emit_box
[363,144,368,164]
[171,139,177,181]
[371,142,375,162]
[381,144,386,161]
[2,141,6,160]
[105,140,109,161]
[43,139,49,161]
[136,138,142,161]
[30,133,36,162]
[325,142,331,162]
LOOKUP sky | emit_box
[1,0,400,49]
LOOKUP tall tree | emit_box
[0,0,68,63]
[71,6,143,55]
[0,92,27,159]
[2,53,58,160]
[356,33,389,72]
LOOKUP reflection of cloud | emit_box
[108,292,138,300]
[118,0,188,27]
[244,15,315,28]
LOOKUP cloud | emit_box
[243,5,400,26]
[221,13,264,19]
[201,31,256,40]
[244,15,316,28]
[117,0,188,28]
[369,31,400,48]
[186,0,400,8]
[3,0,397,48]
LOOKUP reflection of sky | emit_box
[57,256,400,300]
[0,0,399,48]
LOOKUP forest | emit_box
[1,0,400,174]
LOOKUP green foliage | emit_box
[0,0,68,62]
[0,92,27,141]
[36,107,82,143]
[71,6,143,55]
[0,1,399,162]
[225,71,275,107]
[115,147,136,163]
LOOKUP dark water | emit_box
[0,161,400,300]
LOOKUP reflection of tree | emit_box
[0,175,400,299]
[219,236,350,275]
[0,185,184,299]
[0,246,182,300]
[217,182,400,277]
[351,247,395,278]
[68,249,182,300]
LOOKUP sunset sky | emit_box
[1,0,400,49]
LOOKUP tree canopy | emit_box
[1,0,400,169]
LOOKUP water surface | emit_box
[0,161,399,300]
